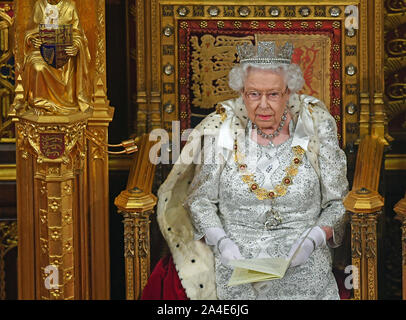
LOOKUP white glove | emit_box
[204,227,227,246]
[218,238,243,266]
[252,281,272,299]
[204,227,243,265]
[288,226,326,267]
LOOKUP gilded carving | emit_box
[387,37,406,57]
[15,119,87,163]
[136,219,150,258]
[365,216,378,259]
[122,212,153,299]
[126,258,134,299]
[190,34,253,109]
[384,4,406,131]
[0,4,14,141]
[95,0,106,79]
[386,73,406,101]
[254,6,265,17]
[314,6,326,17]
[352,258,361,300]
[15,0,91,116]
[12,0,111,300]
[123,217,135,258]
[386,0,406,13]
[136,0,145,92]
[162,5,173,17]
[368,259,377,299]
[351,217,362,258]
[0,222,17,300]
[150,0,159,92]
[284,6,296,17]
[88,127,106,160]
[223,6,235,17]
[40,238,49,254]
[349,211,380,299]
[359,0,368,93]
[374,0,384,92]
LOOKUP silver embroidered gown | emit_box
[184,116,349,300]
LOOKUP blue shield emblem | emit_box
[39,24,73,69]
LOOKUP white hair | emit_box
[228,63,305,94]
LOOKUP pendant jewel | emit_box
[264,210,283,230]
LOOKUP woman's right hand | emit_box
[204,227,243,265]
[218,238,243,266]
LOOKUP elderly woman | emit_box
[155,41,348,300]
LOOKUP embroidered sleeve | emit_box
[183,135,225,240]
[316,112,349,247]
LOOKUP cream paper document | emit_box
[228,257,290,286]
[227,228,313,286]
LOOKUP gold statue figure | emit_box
[22,0,91,115]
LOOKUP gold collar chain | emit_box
[234,140,305,201]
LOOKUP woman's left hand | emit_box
[288,226,326,267]
[218,238,243,266]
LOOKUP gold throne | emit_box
[116,1,388,300]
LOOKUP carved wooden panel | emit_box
[384,1,406,138]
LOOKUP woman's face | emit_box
[242,68,290,131]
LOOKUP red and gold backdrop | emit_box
[140,2,364,149]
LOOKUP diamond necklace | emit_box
[253,108,288,140]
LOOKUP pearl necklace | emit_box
[252,108,288,140]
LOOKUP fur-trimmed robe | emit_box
[157,93,338,300]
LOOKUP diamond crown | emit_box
[236,41,294,65]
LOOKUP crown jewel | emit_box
[236,41,294,65]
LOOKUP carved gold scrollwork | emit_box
[365,215,378,259]
[386,0,406,13]
[0,5,14,141]
[350,217,363,258]
[349,211,380,299]
[0,222,17,300]
[15,120,87,163]
[135,218,150,258]
[123,217,135,258]
[122,211,152,299]
[136,217,151,291]
[386,71,406,101]
[190,34,253,109]
[88,127,106,160]
[387,38,406,57]
[123,213,151,259]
